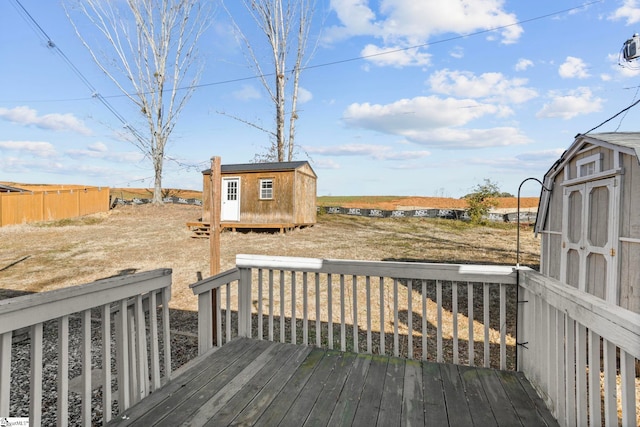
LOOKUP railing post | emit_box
[0,332,11,416]
[238,267,252,338]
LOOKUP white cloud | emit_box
[65,143,144,163]
[558,56,590,79]
[325,0,523,67]
[342,96,530,148]
[0,140,57,158]
[344,96,498,130]
[471,148,565,170]
[298,87,313,104]
[88,142,108,152]
[428,69,538,104]
[0,106,92,135]
[515,58,533,71]
[361,44,431,67]
[449,46,464,59]
[305,143,430,160]
[232,85,261,101]
[406,127,530,148]
[311,158,341,169]
[536,87,603,120]
[609,0,640,24]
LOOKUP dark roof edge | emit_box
[203,161,314,174]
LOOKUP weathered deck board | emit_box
[107,338,559,427]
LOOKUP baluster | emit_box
[421,280,427,361]
[575,323,587,427]
[366,276,372,354]
[30,323,43,426]
[116,299,130,410]
[340,274,346,352]
[483,283,490,368]
[149,291,160,392]
[161,286,171,376]
[328,274,333,350]
[602,339,616,426]
[291,271,296,344]
[280,270,285,343]
[619,350,636,426]
[315,273,321,348]
[101,305,112,424]
[467,282,474,366]
[407,279,413,360]
[564,317,576,427]
[224,285,229,342]
[587,330,601,425]
[452,282,458,365]
[258,269,263,340]
[352,275,358,353]
[81,309,92,425]
[499,283,506,370]
[268,269,274,342]
[393,278,399,358]
[58,315,69,426]
[379,277,385,356]
[0,332,12,417]
[302,272,308,346]
[436,280,443,363]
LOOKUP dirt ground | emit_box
[0,203,540,312]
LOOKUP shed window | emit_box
[260,179,273,200]
[576,154,602,178]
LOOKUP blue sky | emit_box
[2,0,640,197]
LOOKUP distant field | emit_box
[111,189,538,211]
[110,188,202,200]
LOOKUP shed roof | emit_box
[203,161,316,177]
[534,131,640,234]
[579,132,640,158]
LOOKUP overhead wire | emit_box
[9,0,213,177]
[583,96,640,134]
[10,0,147,143]
[11,0,622,181]
[6,0,603,104]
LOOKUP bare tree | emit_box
[65,0,210,204]
[227,0,316,162]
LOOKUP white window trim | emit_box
[259,179,273,200]
[576,153,602,178]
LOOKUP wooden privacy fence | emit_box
[0,186,109,226]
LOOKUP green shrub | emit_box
[465,179,501,225]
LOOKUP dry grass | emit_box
[0,204,540,312]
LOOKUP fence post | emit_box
[238,267,252,338]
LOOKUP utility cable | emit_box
[6,0,602,104]
[10,0,147,143]
[584,97,640,134]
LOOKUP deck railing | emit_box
[190,254,519,369]
[517,269,640,427]
[191,254,639,427]
[0,269,172,426]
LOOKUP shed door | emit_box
[221,178,240,221]
[560,178,619,303]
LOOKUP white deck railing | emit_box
[518,269,640,427]
[190,254,519,369]
[191,254,639,427]
[0,269,173,426]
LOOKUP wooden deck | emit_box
[107,338,557,426]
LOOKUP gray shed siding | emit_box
[537,133,640,313]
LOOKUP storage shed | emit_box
[535,132,640,313]
[200,161,317,232]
